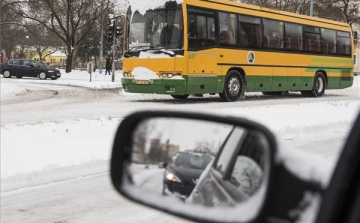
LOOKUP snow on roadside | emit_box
[1,117,120,192]
[0,69,123,98]
[1,83,28,98]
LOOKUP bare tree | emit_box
[314,0,360,27]
[77,26,101,67]
[23,23,64,61]
[12,0,110,72]
[194,140,220,155]
[235,0,310,14]
[0,0,25,59]
[230,0,359,24]
[229,0,359,44]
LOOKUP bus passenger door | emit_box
[187,52,219,93]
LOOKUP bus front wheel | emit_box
[171,94,189,100]
[219,70,245,102]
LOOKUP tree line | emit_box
[0,0,128,72]
[231,0,359,31]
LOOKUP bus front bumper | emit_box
[121,78,187,95]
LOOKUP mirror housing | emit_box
[110,110,278,223]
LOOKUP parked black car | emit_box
[163,152,213,199]
[110,110,360,223]
[0,59,61,80]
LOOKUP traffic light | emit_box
[108,21,114,41]
[115,26,123,38]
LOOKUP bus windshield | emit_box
[128,1,183,53]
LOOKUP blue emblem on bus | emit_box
[247,51,255,64]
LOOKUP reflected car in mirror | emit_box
[163,152,214,199]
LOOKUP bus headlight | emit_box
[160,72,181,78]
[123,72,131,77]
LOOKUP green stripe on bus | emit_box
[310,58,353,64]
[305,68,353,72]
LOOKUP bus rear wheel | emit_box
[302,72,326,97]
[311,72,326,97]
[171,94,189,99]
[219,70,245,102]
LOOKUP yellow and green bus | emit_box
[121,0,354,102]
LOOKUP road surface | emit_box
[1,76,359,223]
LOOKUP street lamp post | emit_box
[25,35,29,59]
[99,0,105,74]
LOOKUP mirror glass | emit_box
[126,117,271,222]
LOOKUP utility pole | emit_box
[99,0,105,74]
[310,0,314,16]
[112,19,116,82]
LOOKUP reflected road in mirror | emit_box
[131,118,233,199]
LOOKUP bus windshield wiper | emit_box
[150,48,175,57]
[124,47,137,57]
[124,46,158,57]
[125,47,176,57]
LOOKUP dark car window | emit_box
[215,127,246,175]
[173,153,212,170]
[9,60,21,65]
[34,61,46,67]
[22,60,32,66]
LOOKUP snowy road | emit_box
[1,73,359,223]
[1,77,359,126]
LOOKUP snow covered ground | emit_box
[0,69,360,223]
[1,70,123,191]
[1,70,359,191]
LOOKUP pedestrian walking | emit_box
[105,57,111,75]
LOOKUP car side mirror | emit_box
[110,110,277,223]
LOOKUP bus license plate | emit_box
[135,80,150,85]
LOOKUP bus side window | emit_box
[239,30,248,47]
[188,15,196,38]
[197,16,207,39]
[284,37,291,49]
[220,30,231,44]
[243,24,262,48]
[219,12,237,45]
[187,8,217,49]
[263,35,269,47]
[239,15,263,49]
[336,31,351,55]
